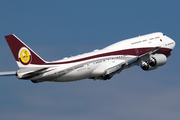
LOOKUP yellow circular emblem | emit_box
[20,49,31,63]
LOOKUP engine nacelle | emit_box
[141,61,149,70]
[141,54,167,71]
[150,54,167,66]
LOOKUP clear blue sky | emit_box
[0,0,180,120]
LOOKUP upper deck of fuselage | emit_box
[49,32,171,64]
[103,32,164,50]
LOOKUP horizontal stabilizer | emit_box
[0,71,16,76]
[17,67,49,79]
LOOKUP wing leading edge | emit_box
[105,46,162,79]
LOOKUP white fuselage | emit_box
[28,32,175,82]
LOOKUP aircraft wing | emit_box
[101,47,161,80]
[139,46,161,57]
[122,46,161,68]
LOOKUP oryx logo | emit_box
[18,47,31,65]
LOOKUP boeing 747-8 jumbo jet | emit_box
[0,32,175,83]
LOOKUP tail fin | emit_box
[5,34,46,68]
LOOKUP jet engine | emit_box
[141,54,167,71]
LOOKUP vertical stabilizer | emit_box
[5,34,46,68]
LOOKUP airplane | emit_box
[0,32,175,83]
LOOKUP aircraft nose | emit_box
[165,35,176,49]
[170,38,176,49]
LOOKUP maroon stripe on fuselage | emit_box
[42,47,172,65]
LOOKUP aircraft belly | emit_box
[29,68,59,81]
[90,65,106,77]
[30,73,57,81]
[56,66,95,81]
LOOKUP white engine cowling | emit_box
[141,54,167,71]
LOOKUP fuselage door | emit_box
[135,48,139,56]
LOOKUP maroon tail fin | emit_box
[5,34,46,68]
